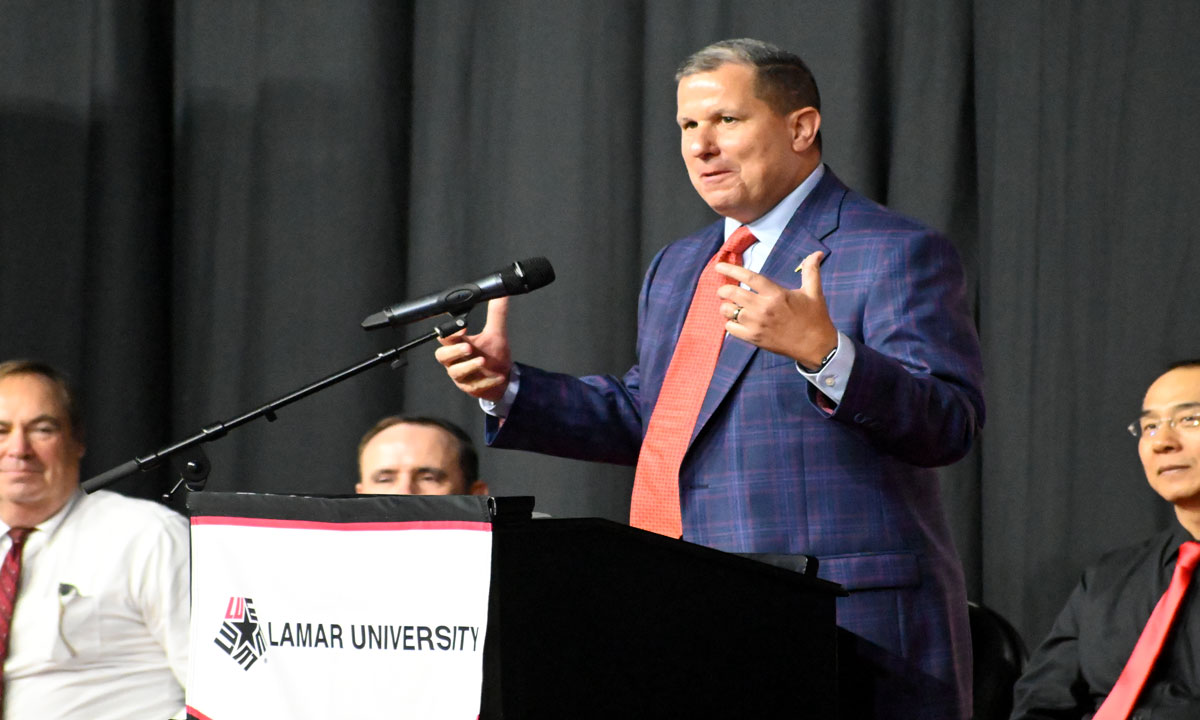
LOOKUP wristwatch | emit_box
[800,345,837,374]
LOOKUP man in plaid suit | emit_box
[437,38,983,719]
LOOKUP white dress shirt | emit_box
[2,489,190,719]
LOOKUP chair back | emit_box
[969,600,1029,720]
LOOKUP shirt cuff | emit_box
[796,331,854,405]
[479,364,521,418]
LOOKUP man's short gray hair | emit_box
[0,359,84,443]
[676,38,821,119]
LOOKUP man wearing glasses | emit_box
[1012,359,1200,719]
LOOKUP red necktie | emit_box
[0,527,33,714]
[630,226,757,537]
[1094,540,1200,720]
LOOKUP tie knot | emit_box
[1178,541,1200,570]
[7,528,32,546]
[722,226,757,258]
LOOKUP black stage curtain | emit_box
[2,0,1198,648]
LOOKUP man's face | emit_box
[676,62,815,224]
[1138,367,1200,510]
[0,373,84,522]
[357,423,469,495]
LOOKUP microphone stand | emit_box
[81,314,469,497]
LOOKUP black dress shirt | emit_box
[1011,524,1200,720]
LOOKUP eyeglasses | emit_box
[1127,413,1200,438]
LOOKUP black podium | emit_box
[185,492,843,718]
[482,499,844,718]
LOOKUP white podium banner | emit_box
[185,510,492,720]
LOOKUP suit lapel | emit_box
[688,169,848,446]
[666,229,723,335]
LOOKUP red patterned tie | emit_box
[0,527,32,713]
[1093,540,1200,720]
[630,226,757,536]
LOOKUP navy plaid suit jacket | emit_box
[488,168,984,719]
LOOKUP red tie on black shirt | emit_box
[0,527,33,714]
[630,227,757,537]
[1094,540,1200,720]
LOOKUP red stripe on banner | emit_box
[190,516,492,532]
[187,706,214,720]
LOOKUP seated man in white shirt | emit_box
[356,415,489,496]
[0,359,190,719]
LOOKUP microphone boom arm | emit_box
[82,315,470,495]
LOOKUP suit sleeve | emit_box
[483,247,671,463]
[485,363,644,465]
[1010,576,1095,719]
[823,228,985,467]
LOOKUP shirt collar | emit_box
[723,162,826,245]
[0,488,82,539]
[1164,521,1200,567]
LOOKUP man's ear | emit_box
[66,424,86,460]
[790,106,821,153]
[469,480,490,496]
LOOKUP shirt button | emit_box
[823,375,837,387]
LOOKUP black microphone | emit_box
[360,257,555,330]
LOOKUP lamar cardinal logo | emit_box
[215,597,268,670]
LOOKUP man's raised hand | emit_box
[434,297,513,402]
[714,251,837,368]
